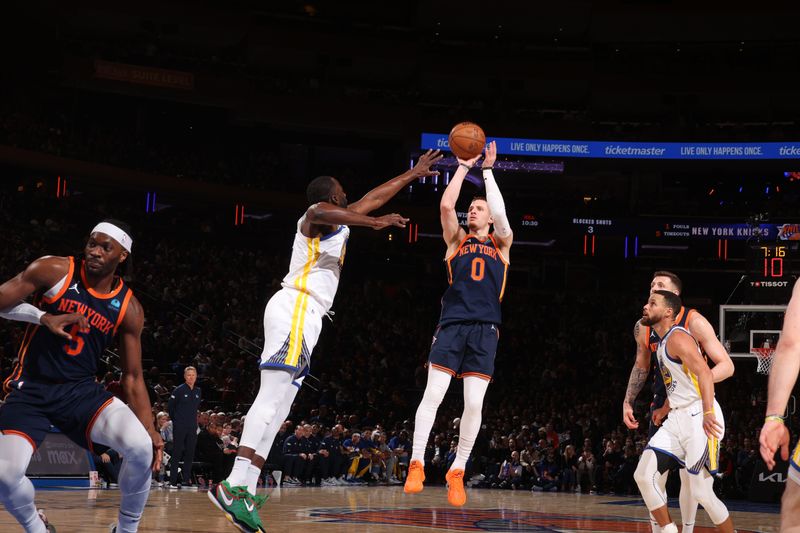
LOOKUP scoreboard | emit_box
[748,243,793,291]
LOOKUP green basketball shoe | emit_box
[207,480,261,532]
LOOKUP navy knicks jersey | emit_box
[3,257,133,391]
[439,234,508,326]
[646,306,695,398]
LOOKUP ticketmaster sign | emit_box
[421,133,800,160]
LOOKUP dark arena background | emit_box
[1,1,799,532]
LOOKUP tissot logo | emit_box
[751,281,789,288]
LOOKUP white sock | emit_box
[451,376,489,471]
[228,457,252,487]
[410,366,452,466]
[246,464,262,495]
[662,523,678,533]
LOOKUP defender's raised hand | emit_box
[373,214,409,230]
[411,149,443,179]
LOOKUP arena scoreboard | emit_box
[747,243,794,291]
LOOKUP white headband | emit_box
[92,222,133,253]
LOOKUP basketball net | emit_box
[752,347,775,375]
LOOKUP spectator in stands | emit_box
[561,444,578,492]
[387,430,411,483]
[320,424,346,486]
[196,421,236,484]
[283,425,313,486]
[577,440,598,494]
[94,448,123,488]
[615,444,638,495]
[266,420,291,483]
[533,448,561,492]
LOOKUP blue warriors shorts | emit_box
[0,378,114,451]
[428,322,499,380]
[790,440,800,486]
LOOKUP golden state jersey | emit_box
[281,215,350,313]
[656,325,709,409]
[439,234,508,326]
[3,257,133,391]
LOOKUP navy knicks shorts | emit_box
[648,394,667,440]
[0,378,115,451]
[428,322,499,380]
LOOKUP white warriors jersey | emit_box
[281,215,350,313]
[656,325,710,409]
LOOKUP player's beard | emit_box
[640,314,660,327]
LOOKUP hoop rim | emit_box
[751,347,776,357]
[752,347,776,374]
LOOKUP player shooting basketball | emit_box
[634,290,734,533]
[759,279,800,531]
[405,140,512,507]
[623,271,734,533]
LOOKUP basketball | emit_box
[448,122,486,160]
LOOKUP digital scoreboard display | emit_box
[748,243,793,289]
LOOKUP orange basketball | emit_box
[448,122,486,160]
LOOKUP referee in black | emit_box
[167,366,202,488]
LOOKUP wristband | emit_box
[765,414,786,424]
[703,410,714,415]
[458,163,472,171]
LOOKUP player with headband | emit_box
[0,219,162,533]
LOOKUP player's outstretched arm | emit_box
[760,279,800,469]
[348,150,443,215]
[670,332,721,439]
[623,320,650,429]
[305,202,408,233]
[481,141,513,255]
[0,256,88,338]
[118,296,164,471]
[690,313,734,382]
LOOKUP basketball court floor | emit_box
[0,485,780,532]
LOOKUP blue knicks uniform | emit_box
[0,257,133,451]
[429,234,508,379]
[644,306,695,439]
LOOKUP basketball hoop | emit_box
[752,347,775,375]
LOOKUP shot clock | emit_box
[747,243,794,296]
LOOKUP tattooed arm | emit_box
[623,320,651,429]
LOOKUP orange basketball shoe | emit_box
[404,460,425,493]
[446,468,466,507]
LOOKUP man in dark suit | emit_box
[167,366,202,488]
